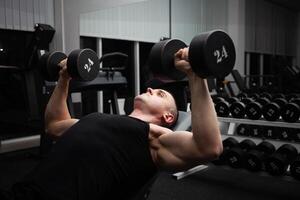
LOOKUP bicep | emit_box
[46,119,79,139]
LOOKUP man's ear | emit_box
[162,112,174,126]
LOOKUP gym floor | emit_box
[1,148,300,200]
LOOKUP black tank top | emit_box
[19,113,157,200]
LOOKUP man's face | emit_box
[134,88,175,116]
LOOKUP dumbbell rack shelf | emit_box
[218,117,300,129]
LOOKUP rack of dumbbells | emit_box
[213,92,300,181]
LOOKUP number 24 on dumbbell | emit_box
[39,48,100,82]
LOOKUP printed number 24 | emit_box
[214,46,228,63]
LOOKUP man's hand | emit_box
[58,59,71,81]
[174,48,193,75]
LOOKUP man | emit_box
[5,48,222,200]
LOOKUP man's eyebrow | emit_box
[159,90,168,97]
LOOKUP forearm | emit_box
[188,73,222,155]
[45,77,71,128]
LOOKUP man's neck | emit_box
[129,109,160,125]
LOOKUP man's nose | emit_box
[147,88,153,95]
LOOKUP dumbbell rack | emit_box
[218,117,300,151]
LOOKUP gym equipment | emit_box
[212,137,239,165]
[281,98,300,123]
[262,98,287,121]
[265,144,298,176]
[230,101,246,118]
[245,141,275,172]
[278,128,291,141]
[249,125,263,138]
[39,49,100,81]
[290,154,300,180]
[215,97,239,117]
[245,97,270,120]
[263,126,279,140]
[236,124,250,136]
[225,139,256,168]
[272,93,285,100]
[148,30,236,80]
[215,99,230,117]
[260,92,272,100]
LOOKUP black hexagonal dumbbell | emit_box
[245,97,270,120]
[225,139,256,168]
[149,30,236,80]
[262,98,288,121]
[265,144,298,176]
[215,97,239,117]
[212,137,239,165]
[262,126,279,140]
[281,98,300,123]
[249,125,264,138]
[39,49,100,81]
[235,124,250,137]
[290,154,300,180]
[245,141,276,172]
[230,97,254,119]
[260,92,273,101]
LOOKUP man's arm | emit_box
[152,48,223,171]
[44,61,79,139]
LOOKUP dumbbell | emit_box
[212,137,239,165]
[230,97,255,118]
[249,125,263,138]
[225,139,256,168]
[263,126,279,140]
[235,124,250,137]
[248,93,260,100]
[148,30,236,80]
[260,92,272,101]
[245,97,270,120]
[286,93,298,101]
[39,49,100,81]
[278,128,292,141]
[245,141,276,172]
[272,93,285,100]
[215,97,239,117]
[236,93,248,99]
[290,154,300,180]
[265,144,298,176]
[262,98,288,121]
[281,98,300,123]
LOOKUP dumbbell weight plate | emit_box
[263,126,279,140]
[262,102,281,121]
[39,51,67,81]
[245,150,264,171]
[230,101,246,118]
[189,30,236,78]
[148,39,187,80]
[215,101,230,117]
[236,124,250,136]
[212,137,238,165]
[245,102,262,120]
[290,155,300,180]
[249,125,263,138]
[281,103,300,123]
[265,144,298,175]
[67,49,100,81]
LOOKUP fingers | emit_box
[58,58,67,69]
[175,48,189,61]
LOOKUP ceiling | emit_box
[266,0,300,11]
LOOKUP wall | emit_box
[80,0,169,42]
[0,0,54,31]
[55,0,145,54]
